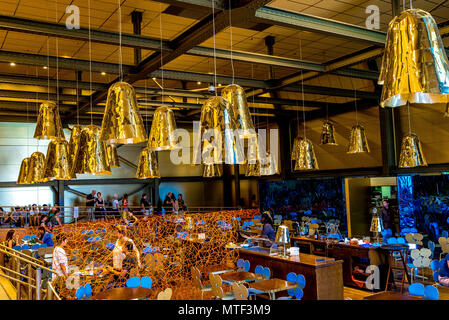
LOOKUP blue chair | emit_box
[296,274,306,289]
[397,237,406,244]
[278,273,305,300]
[12,245,21,251]
[262,267,271,280]
[286,272,297,296]
[236,259,244,269]
[76,286,86,300]
[141,276,152,289]
[30,235,37,239]
[126,277,141,288]
[243,260,250,272]
[424,285,439,300]
[443,230,449,238]
[40,243,47,248]
[84,284,92,298]
[254,265,263,276]
[387,237,398,245]
[30,244,40,250]
[409,283,425,296]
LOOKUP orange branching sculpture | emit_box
[30,209,259,299]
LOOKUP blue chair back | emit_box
[296,274,306,289]
[30,244,40,250]
[236,259,244,268]
[126,277,141,288]
[12,245,21,251]
[243,260,250,272]
[262,267,271,279]
[293,288,304,300]
[76,286,86,300]
[141,276,152,289]
[286,272,297,296]
[254,265,263,275]
[431,259,440,271]
[397,237,406,244]
[387,237,398,245]
[409,283,425,296]
[424,285,439,300]
[30,235,37,239]
[84,284,92,297]
[443,230,449,238]
[433,271,440,283]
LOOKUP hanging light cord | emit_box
[159,3,165,101]
[228,0,234,84]
[299,39,306,139]
[212,0,217,94]
[118,0,123,81]
[407,102,412,135]
[88,0,93,124]
[354,82,359,125]
[76,71,79,125]
[55,0,59,119]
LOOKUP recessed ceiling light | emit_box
[101,72,106,76]
[43,66,48,69]
[218,83,222,86]
[152,77,156,80]
[10,62,16,67]
[197,81,201,85]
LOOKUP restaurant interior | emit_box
[0,0,448,302]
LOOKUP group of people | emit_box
[0,204,63,229]
[84,190,188,221]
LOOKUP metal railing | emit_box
[0,243,59,300]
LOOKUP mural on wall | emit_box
[259,178,347,234]
[409,175,449,241]
[397,175,416,233]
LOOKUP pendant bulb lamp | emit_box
[148,106,180,151]
[136,147,160,179]
[43,138,72,181]
[34,101,65,140]
[17,157,31,184]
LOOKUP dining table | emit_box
[91,287,153,300]
[220,271,263,284]
[248,278,297,300]
[363,291,421,300]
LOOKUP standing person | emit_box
[140,194,150,216]
[52,233,69,282]
[110,226,141,279]
[95,192,106,221]
[122,194,129,211]
[177,194,187,213]
[111,194,120,219]
[380,200,392,231]
[163,193,173,207]
[86,190,96,222]
[261,211,276,242]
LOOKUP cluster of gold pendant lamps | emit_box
[291,7,449,171]
[194,85,279,178]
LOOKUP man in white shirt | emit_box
[52,233,69,281]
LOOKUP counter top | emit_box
[238,247,343,269]
[291,236,381,251]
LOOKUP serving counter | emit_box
[238,247,344,300]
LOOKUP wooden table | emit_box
[291,236,384,289]
[199,264,236,276]
[92,287,153,300]
[239,247,344,300]
[220,271,263,284]
[363,291,421,300]
[248,279,297,300]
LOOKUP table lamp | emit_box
[275,225,290,258]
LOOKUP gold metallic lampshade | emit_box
[245,137,261,176]
[34,101,65,140]
[260,152,280,176]
[221,84,256,139]
[43,138,72,181]
[398,133,427,168]
[245,161,261,177]
[320,121,338,145]
[347,124,370,154]
[76,125,111,175]
[378,9,449,108]
[292,137,319,171]
[17,157,30,184]
[100,82,147,144]
[370,216,384,233]
[203,164,222,177]
[68,124,83,177]
[193,96,244,165]
[136,147,160,179]
[148,106,180,151]
[275,225,290,243]
[106,144,120,167]
[26,152,46,184]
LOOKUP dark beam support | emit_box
[234,164,241,207]
[131,11,143,66]
[56,180,65,208]
[223,165,233,207]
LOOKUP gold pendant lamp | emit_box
[43,138,72,181]
[347,124,370,154]
[378,9,449,108]
[292,136,319,171]
[203,164,222,178]
[26,152,46,184]
[221,84,256,139]
[76,125,111,175]
[193,96,244,165]
[320,121,338,145]
[106,144,120,167]
[398,133,427,168]
[245,136,261,177]
[260,151,279,176]
[136,147,160,179]
[17,157,31,184]
[34,101,65,139]
[148,106,180,151]
[100,82,147,144]
[68,124,83,178]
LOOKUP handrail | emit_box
[0,265,35,282]
[47,281,62,300]
[0,271,37,289]
[0,243,47,265]
[0,247,55,274]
